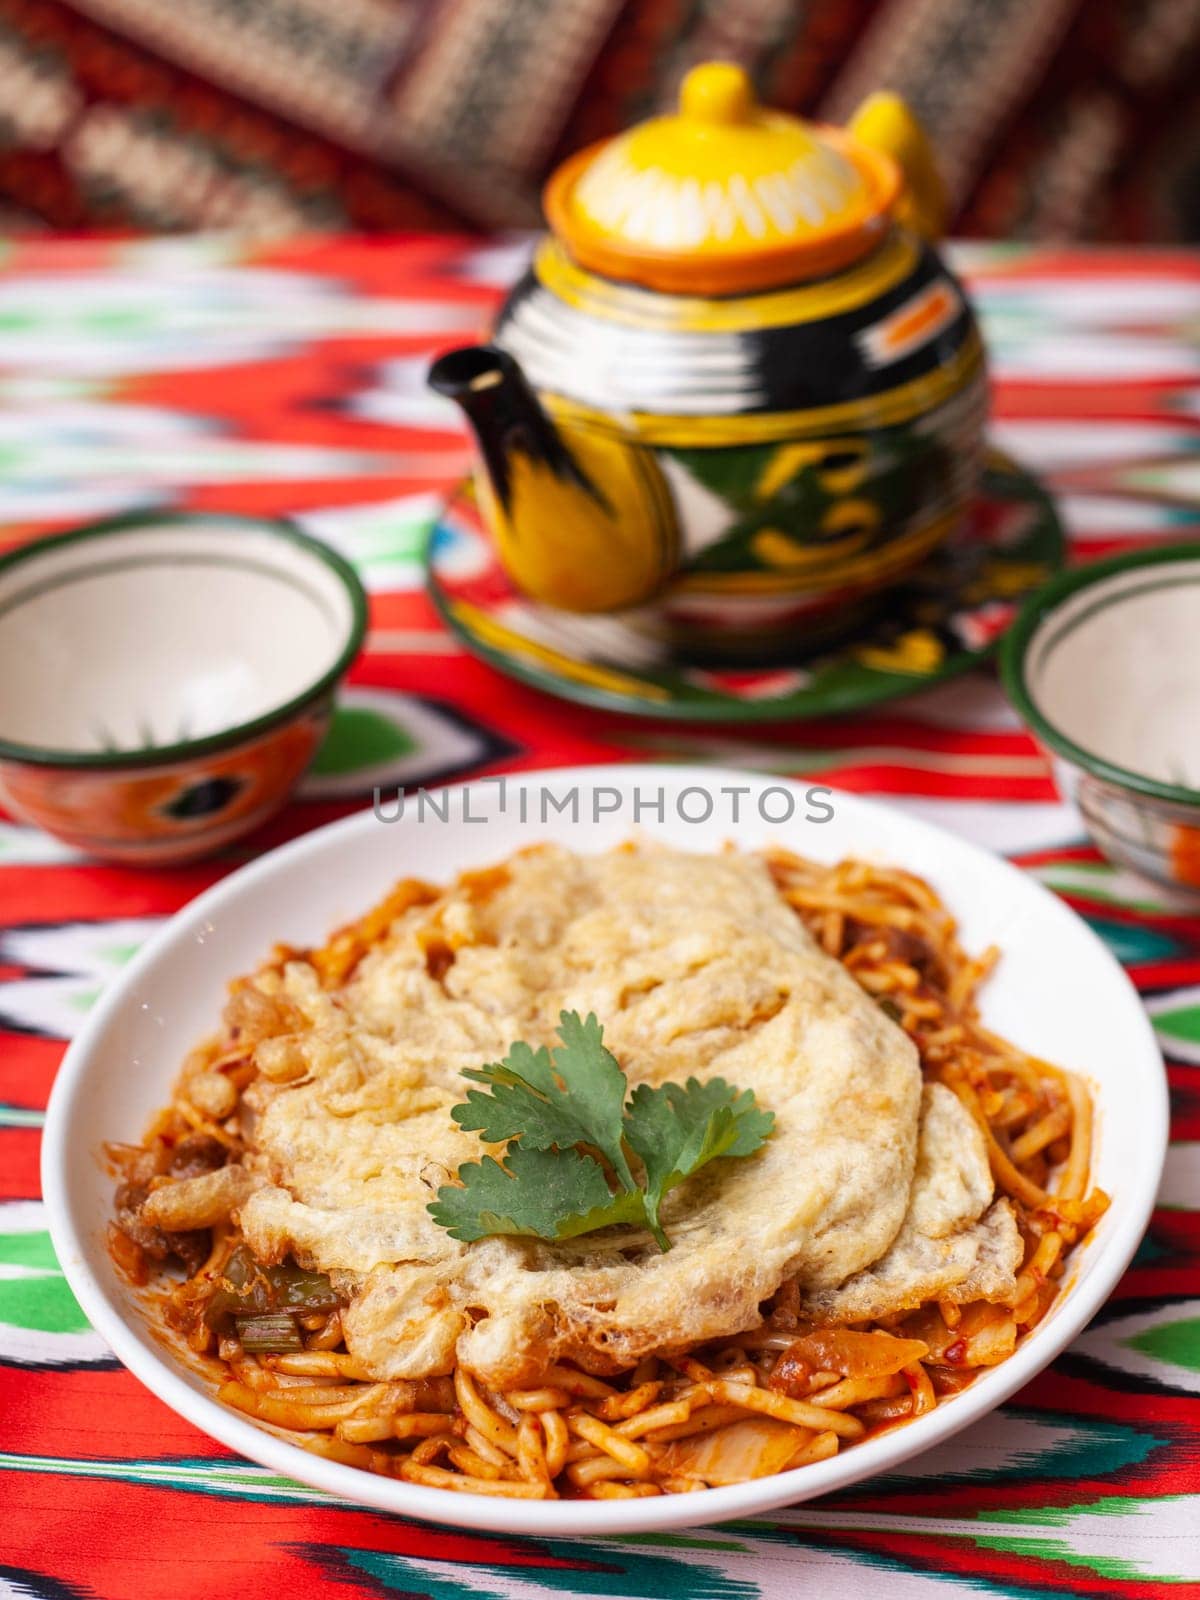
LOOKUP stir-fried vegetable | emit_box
[204,1245,340,1341]
[235,1312,305,1353]
[770,1328,929,1395]
[662,1417,813,1485]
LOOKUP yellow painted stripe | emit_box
[533,230,920,332]
[674,506,959,596]
[543,338,985,447]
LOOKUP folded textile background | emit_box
[0,0,1197,239]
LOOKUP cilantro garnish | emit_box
[428,1011,774,1251]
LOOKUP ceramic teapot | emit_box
[429,63,987,660]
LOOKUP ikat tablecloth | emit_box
[1,236,1198,1599]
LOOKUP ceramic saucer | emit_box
[426,451,1064,723]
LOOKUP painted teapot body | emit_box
[430,64,987,661]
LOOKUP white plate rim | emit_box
[41,763,1169,1538]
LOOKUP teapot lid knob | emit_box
[679,62,754,126]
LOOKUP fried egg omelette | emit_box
[231,844,1020,1386]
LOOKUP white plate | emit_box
[42,765,1168,1537]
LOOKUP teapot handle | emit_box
[848,92,947,240]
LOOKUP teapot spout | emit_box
[428,343,592,515]
[429,343,678,613]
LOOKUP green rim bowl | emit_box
[0,512,367,863]
[1001,541,1200,895]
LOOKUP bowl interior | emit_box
[0,518,360,758]
[1022,554,1200,793]
[42,767,1167,1536]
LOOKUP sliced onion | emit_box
[662,1418,812,1485]
[777,1328,929,1384]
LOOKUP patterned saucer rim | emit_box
[426,452,1065,724]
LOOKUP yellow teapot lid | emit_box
[544,62,901,296]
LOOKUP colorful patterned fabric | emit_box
[2,234,1200,1597]
[0,0,1198,240]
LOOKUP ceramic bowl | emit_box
[43,766,1166,1537]
[0,513,366,863]
[1002,542,1200,894]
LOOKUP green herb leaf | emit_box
[453,1010,635,1191]
[430,1013,774,1251]
[623,1078,776,1250]
[428,1143,644,1244]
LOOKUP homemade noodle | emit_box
[108,848,1108,1499]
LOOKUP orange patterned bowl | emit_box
[0,513,366,863]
